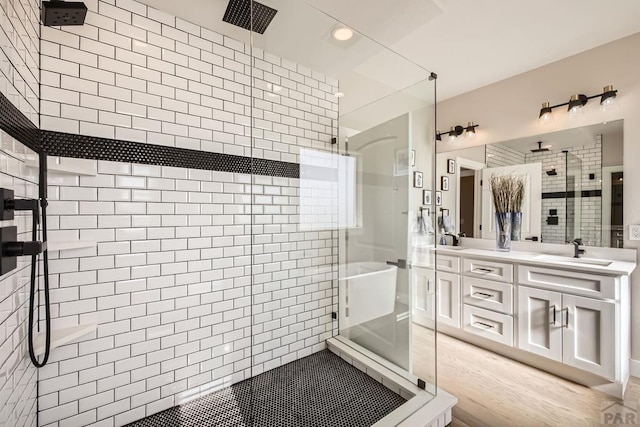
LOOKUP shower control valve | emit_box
[0,226,46,276]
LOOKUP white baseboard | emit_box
[630,359,640,378]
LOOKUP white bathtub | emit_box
[338,262,398,329]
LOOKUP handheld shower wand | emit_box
[27,153,51,367]
[0,154,51,367]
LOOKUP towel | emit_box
[438,215,455,234]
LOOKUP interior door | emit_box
[481,163,542,240]
[562,294,616,380]
[341,113,412,371]
[518,286,563,362]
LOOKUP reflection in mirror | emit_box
[438,119,623,248]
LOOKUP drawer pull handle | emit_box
[550,305,557,326]
[474,267,493,273]
[473,291,494,299]
[474,321,494,330]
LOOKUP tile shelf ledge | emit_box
[25,156,97,176]
[47,240,97,252]
[33,323,97,356]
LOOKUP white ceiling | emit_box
[136,0,640,119]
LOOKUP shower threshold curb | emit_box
[327,338,457,427]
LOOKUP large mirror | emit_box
[437,119,623,247]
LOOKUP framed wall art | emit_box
[447,159,456,174]
[413,171,423,188]
[441,176,449,191]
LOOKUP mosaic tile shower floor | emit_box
[125,350,406,427]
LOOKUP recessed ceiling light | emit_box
[332,27,353,41]
[334,92,345,98]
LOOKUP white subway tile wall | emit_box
[0,132,39,427]
[40,160,336,426]
[39,0,339,163]
[525,140,602,245]
[0,0,39,125]
[0,0,40,425]
[485,144,525,168]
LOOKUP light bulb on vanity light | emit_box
[464,122,477,139]
[447,127,457,142]
[567,94,587,118]
[538,102,554,124]
[600,85,619,111]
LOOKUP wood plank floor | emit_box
[411,324,640,427]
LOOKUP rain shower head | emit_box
[42,1,87,26]
[531,141,550,153]
[223,0,277,34]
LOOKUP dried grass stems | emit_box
[490,175,525,213]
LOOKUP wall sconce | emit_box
[436,122,479,141]
[538,85,618,123]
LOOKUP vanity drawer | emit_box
[463,304,513,347]
[463,277,513,314]
[436,254,460,273]
[519,265,616,300]
[463,258,513,283]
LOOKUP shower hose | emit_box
[28,153,51,367]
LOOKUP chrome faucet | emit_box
[572,238,585,258]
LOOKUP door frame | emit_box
[455,156,485,238]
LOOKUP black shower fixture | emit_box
[223,0,277,34]
[546,168,558,176]
[531,141,550,153]
[42,0,88,26]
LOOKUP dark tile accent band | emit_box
[542,190,602,199]
[1,91,300,178]
[40,130,300,178]
[0,92,39,152]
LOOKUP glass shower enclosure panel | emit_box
[336,79,437,390]
[248,0,437,422]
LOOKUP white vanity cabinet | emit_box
[434,255,461,328]
[412,266,435,328]
[518,285,616,380]
[461,258,515,346]
[436,271,460,328]
[433,247,635,397]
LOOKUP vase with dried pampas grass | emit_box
[490,175,526,251]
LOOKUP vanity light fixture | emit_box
[538,85,618,122]
[436,122,479,141]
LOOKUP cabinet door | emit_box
[518,286,563,362]
[562,294,616,381]
[436,272,460,328]
[413,267,435,329]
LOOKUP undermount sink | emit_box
[537,255,613,267]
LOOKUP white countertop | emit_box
[436,246,637,276]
